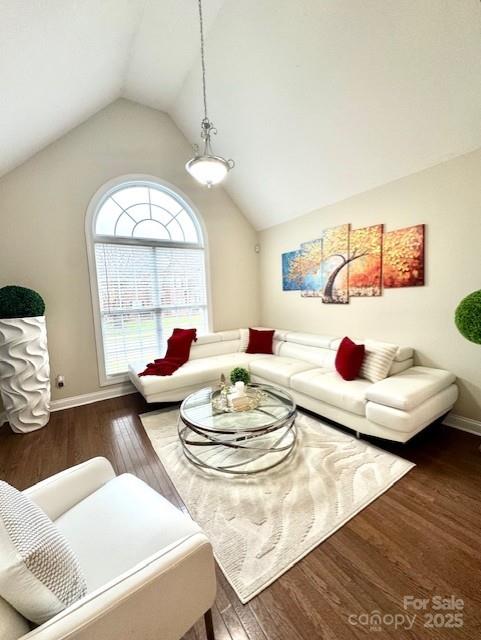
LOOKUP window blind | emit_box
[95,243,208,376]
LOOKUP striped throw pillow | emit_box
[238,328,249,352]
[359,341,398,383]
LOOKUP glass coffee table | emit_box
[179,383,297,475]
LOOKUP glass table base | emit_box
[178,414,297,475]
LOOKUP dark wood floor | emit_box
[1,393,480,639]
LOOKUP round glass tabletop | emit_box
[180,383,296,433]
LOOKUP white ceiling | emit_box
[1,0,480,229]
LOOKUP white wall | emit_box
[259,147,481,422]
[0,99,259,402]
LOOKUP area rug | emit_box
[140,408,414,603]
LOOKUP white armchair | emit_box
[6,457,217,640]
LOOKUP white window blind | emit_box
[88,181,209,380]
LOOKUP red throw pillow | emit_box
[335,337,365,381]
[246,328,275,354]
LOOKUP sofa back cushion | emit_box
[284,332,337,349]
[0,597,30,640]
[278,342,336,369]
[189,331,241,360]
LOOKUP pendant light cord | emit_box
[198,0,208,121]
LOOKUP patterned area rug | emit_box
[140,408,414,603]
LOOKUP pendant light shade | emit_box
[185,1,234,187]
[185,154,233,187]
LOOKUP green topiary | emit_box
[0,286,45,319]
[455,290,481,344]
[230,367,250,385]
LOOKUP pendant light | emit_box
[185,0,234,188]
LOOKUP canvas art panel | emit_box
[321,224,350,304]
[383,224,425,288]
[348,224,383,297]
[299,239,324,297]
[282,250,302,290]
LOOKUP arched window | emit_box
[86,178,209,383]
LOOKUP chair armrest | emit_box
[366,366,456,411]
[23,457,116,520]
[22,532,216,640]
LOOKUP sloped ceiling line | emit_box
[1,0,480,230]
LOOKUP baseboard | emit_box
[443,413,481,437]
[0,384,137,426]
[50,383,137,412]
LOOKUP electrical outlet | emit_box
[56,375,65,389]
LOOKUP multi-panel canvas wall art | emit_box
[281,223,425,303]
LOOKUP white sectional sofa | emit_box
[129,329,458,443]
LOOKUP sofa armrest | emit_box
[23,457,116,520]
[366,366,456,412]
[22,533,216,640]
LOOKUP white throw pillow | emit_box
[0,481,87,625]
[238,328,249,352]
[359,341,398,383]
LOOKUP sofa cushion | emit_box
[277,341,336,369]
[0,481,87,625]
[366,366,456,411]
[189,340,241,360]
[131,352,256,395]
[290,370,372,416]
[55,474,201,593]
[0,597,30,640]
[389,358,414,376]
[250,356,318,387]
[284,332,338,349]
[366,384,458,433]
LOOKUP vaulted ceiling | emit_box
[1,0,481,229]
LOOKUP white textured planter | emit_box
[0,317,51,433]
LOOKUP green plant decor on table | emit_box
[230,367,250,386]
[0,286,45,319]
[455,290,481,344]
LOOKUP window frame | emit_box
[85,175,213,386]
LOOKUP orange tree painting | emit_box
[282,222,425,301]
[383,224,425,288]
[348,224,383,296]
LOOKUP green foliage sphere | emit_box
[455,290,481,344]
[0,286,45,319]
[230,367,250,386]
